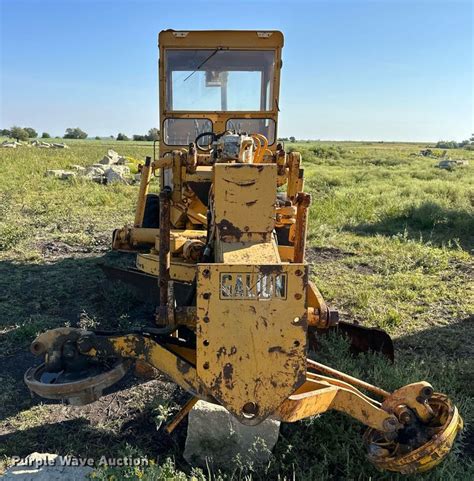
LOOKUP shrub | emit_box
[435,140,472,149]
[41,132,51,139]
[146,128,160,141]
[64,127,87,139]
[10,126,28,141]
[116,133,129,141]
[133,128,160,141]
[24,127,37,138]
[311,145,345,159]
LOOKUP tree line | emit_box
[435,135,474,150]
[0,126,160,142]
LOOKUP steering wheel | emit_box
[195,132,217,152]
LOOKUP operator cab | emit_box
[158,30,284,158]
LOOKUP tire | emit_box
[142,194,160,228]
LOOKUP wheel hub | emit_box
[24,360,130,406]
[364,393,463,474]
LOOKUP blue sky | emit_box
[1,0,472,141]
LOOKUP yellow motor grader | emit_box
[25,30,462,474]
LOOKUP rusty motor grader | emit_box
[25,30,462,474]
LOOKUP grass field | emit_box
[0,139,473,480]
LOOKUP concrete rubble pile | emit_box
[31,140,70,149]
[1,140,70,149]
[437,159,469,170]
[45,150,134,184]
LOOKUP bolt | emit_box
[295,269,303,277]
[294,293,302,300]
[203,293,211,300]
[292,317,301,325]
[203,316,210,323]
[399,411,413,424]
[202,269,210,278]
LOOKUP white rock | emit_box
[103,165,130,183]
[2,142,17,148]
[45,170,65,178]
[44,170,76,179]
[107,164,130,175]
[2,452,93,481]
[69,164,86,172]
[184,400,280,468]
[99,149,120,165]
[52,143,69,149]
[84,164,106,177]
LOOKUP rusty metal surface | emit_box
[165,396,198,434]
[196,263,308,425]
[364,393,463,474]
[24,360,130,406]
[136,253,196,283]
[134,156,152,227]
[216,240,280,264]
[307,358,390,399]
[159,189,172,318]
[293,192,311,263]
[214,164,277,243]
[275,377,397,432]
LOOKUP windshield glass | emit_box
[226,119,276,144]
[163,118,212,145]
[165,49,275,111]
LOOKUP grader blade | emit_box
[99,263,160,300]
[25,29,462,474]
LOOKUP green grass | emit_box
[0,139,473,479]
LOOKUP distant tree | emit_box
[436,140,460,149]
[133,134,147,141]
[145,128,160,141]
[95,136,101,140]
[117,133,129,141]
[278,137,289,142]
[24,127,38,138]
[10,126,29,142]
[64,127,88,139]
[289,136,296,143]
[41,132,51,138]
[109,135,114,139]
[0,129,11,137]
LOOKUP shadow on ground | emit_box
[0,251,156,358]
[344,201,474,249]
[0,249,472,476]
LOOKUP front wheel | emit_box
[364,392,463,474]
